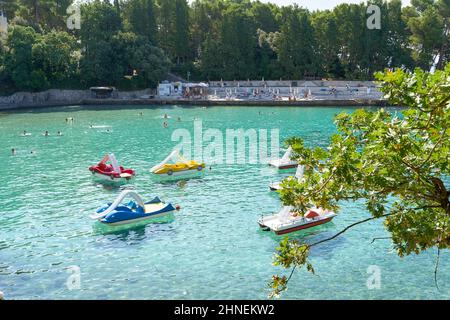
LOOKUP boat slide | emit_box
[269,146,298,169]
[90,190,145,220]
[270,165,304,191]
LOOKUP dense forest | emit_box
[0,0,448,93]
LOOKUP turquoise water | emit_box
[0,105,448,300]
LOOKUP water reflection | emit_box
[259,222,345,261]
[92,214,176,240]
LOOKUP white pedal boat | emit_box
[258,206,336,235]
[269,146,298,169]
[270,166,304,191]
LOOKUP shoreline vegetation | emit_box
[1,0,448,96]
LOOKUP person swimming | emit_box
[177,116,181,121]
[163,121,168,128]
[44,131,49,137]
[57,131,63,136]
[11,148,16,156]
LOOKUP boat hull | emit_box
[100,210,175,226]
[273,163,298,170]
[152,169,204,180]
[269,183,282,191]
[273,217,334,235]
[258,210,336,235]
[92,172,134,184]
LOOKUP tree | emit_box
[198,3,258,80]
[333,3,367,78]
[311,10,342,78]
[405,0,449,70]
[32,30,78,85]
[173,0,190,65]
[270,64,450,298]
[274,6,317,79]
[123,0,158,44]
[3,25,45,90]
[79,0,123,85]
[126,36,172,88]
[156,0,176,58]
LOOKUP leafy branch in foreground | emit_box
[269,64,450,298]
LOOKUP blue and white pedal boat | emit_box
[91,190,178,226]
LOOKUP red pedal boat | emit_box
[89,153,135,184]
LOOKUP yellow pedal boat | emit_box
[150,149,205,179]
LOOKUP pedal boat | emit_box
[91,190,179,226]
[150,149,205,179]
[270,166,304,191]
[89,153,135,183]
[269,146,298,170]
[258,206,336,235]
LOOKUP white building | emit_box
[157,81,183,97]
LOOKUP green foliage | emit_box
[123,0,158,44]
[271,65,450,297]
[32,31,78,84]
[1,0,449,91]
[4,25,39,90]
[275,7,317,79]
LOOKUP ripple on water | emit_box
[0,106,448,299]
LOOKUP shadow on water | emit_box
[91,180,136,191]
[259,222,345,260]
[92,214,176,240]
[152,175,205,187]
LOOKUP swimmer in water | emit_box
[31,150,36,155]
[139,112,144,116]
[177,116,181,121]
[11,148,16,156]
[163,121,168,128]
[164,114,168,119]
[57,131,63,136]
[44,131,49,137]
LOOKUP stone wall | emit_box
[0,89,90,110]
[0,88,156,110]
